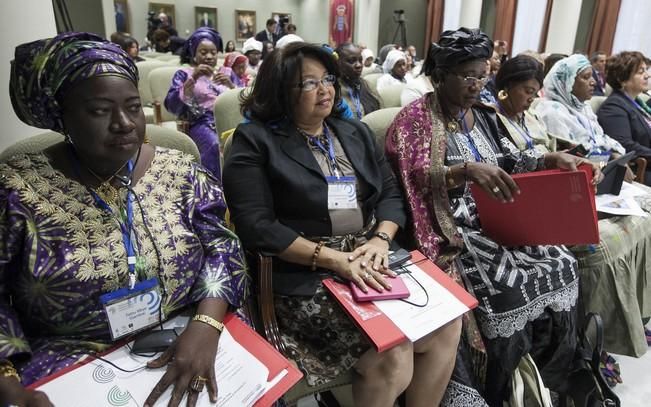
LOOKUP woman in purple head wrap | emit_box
[385,27,602,406]
[2,32,249,406]
[165,27,231,178]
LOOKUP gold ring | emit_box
[190,375,207,392]
[492,186,500,193]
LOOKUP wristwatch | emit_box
[374,231,392,245]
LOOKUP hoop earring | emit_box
[498,89,508,101]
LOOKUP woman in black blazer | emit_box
[597,51,651,184]
[223,42,461,406]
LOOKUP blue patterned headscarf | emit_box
[185,27,223,59]
[543,54,592,112]
[10,32,138,133]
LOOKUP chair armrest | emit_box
[153,102,162,125]
[248,252,288,356]
[634,157,647,184]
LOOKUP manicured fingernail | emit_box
[510,198,514,203]
[389,271,397,276]
[387,284,392,290]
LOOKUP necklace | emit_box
[446,108,469,133]
[85,161,129,206]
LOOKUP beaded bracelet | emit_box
[311,241,324,271]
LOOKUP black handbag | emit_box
[566,313,620,407]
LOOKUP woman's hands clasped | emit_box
[334,239,396,294]
[144,322,220,407]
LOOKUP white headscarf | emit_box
[242,37,263,54]
[382,49,406,73]
[543,54,592,113]
[361,48,374,62]
[275,34,303,49]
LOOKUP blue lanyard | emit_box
[70,148,139,289]
[575,109,598,146]
[622,92,651,118]
[498,103,534,149]
[459,110,483,162]
[348,87,363,120]
[308,124,341,177]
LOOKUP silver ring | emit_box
[363,271,371,280]
[492,186,500,193]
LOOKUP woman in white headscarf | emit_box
[376,49,412,91]
[535,54,625,164]
[361,48,382,74]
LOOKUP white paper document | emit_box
[37,328,271,407]
[373,264,471,342]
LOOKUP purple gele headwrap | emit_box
[185,27,223,59]
[9,32,138,133]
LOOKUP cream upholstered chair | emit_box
[154,54,181,65]
[0,124,200,164]
[377,83,406,108]
[364,72,383,94]
[213,87,246,142]
[222,131,354,406]
[361,107,402,148]
[589,96,607,114]
[148,66,181,126]
[136,60,169,124]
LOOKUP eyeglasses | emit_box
[447,71,489,87]
[297,74,337,92]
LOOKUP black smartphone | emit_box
[566,144,589,157]
[388,248,412,269]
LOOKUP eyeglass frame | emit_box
[446,71,489,87]
[296,74,337,92]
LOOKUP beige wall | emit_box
[1,0,57,152]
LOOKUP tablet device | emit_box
[350,275,410,302]
[596,151,636,195]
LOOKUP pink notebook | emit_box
[350,275,410,302]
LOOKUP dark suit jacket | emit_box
[592,70,606,96]
[254,30,278,44]
[223,117,406,295]
[597,90,651,158]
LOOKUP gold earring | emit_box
[143,134,150,144]
[498,90,508,101]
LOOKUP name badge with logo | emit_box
[99,278,163,340]
[326,176,357,209]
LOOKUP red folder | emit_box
[30,314,302,407]
[470,165,599,246]
[323,250,478,352]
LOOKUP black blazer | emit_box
[254,30,279,45]
[223,117,406,295]
[597,90,651,158]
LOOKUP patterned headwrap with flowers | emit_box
[10,32,138,133]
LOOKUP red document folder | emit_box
[323,250,478,352]
[29,314,302,407]
[470,165,599,246]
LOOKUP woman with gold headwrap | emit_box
[1,32,248,406]
[385,28,601,406]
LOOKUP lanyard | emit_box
[348,87,363,120]
[70,148,139,289]
[459,110,483,162]
[498,104,534,150]
[575,108,598,146]
[307,124,342,178]
[622,92,651,120]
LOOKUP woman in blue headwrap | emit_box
[165,27,228,178]
[2,32,248,406]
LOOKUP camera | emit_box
[394,9,405,14]
[147,11,162,32]
[393,9,406,22]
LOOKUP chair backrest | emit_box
[589,96,607,114]
[154,54,181,64]
[149,66,180,122]
[364,73,383,94]
[377,83,406,108]
[136,60,169,106]
[0,124,200,163]
[361,107,402,148]
[213,87,246,138]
